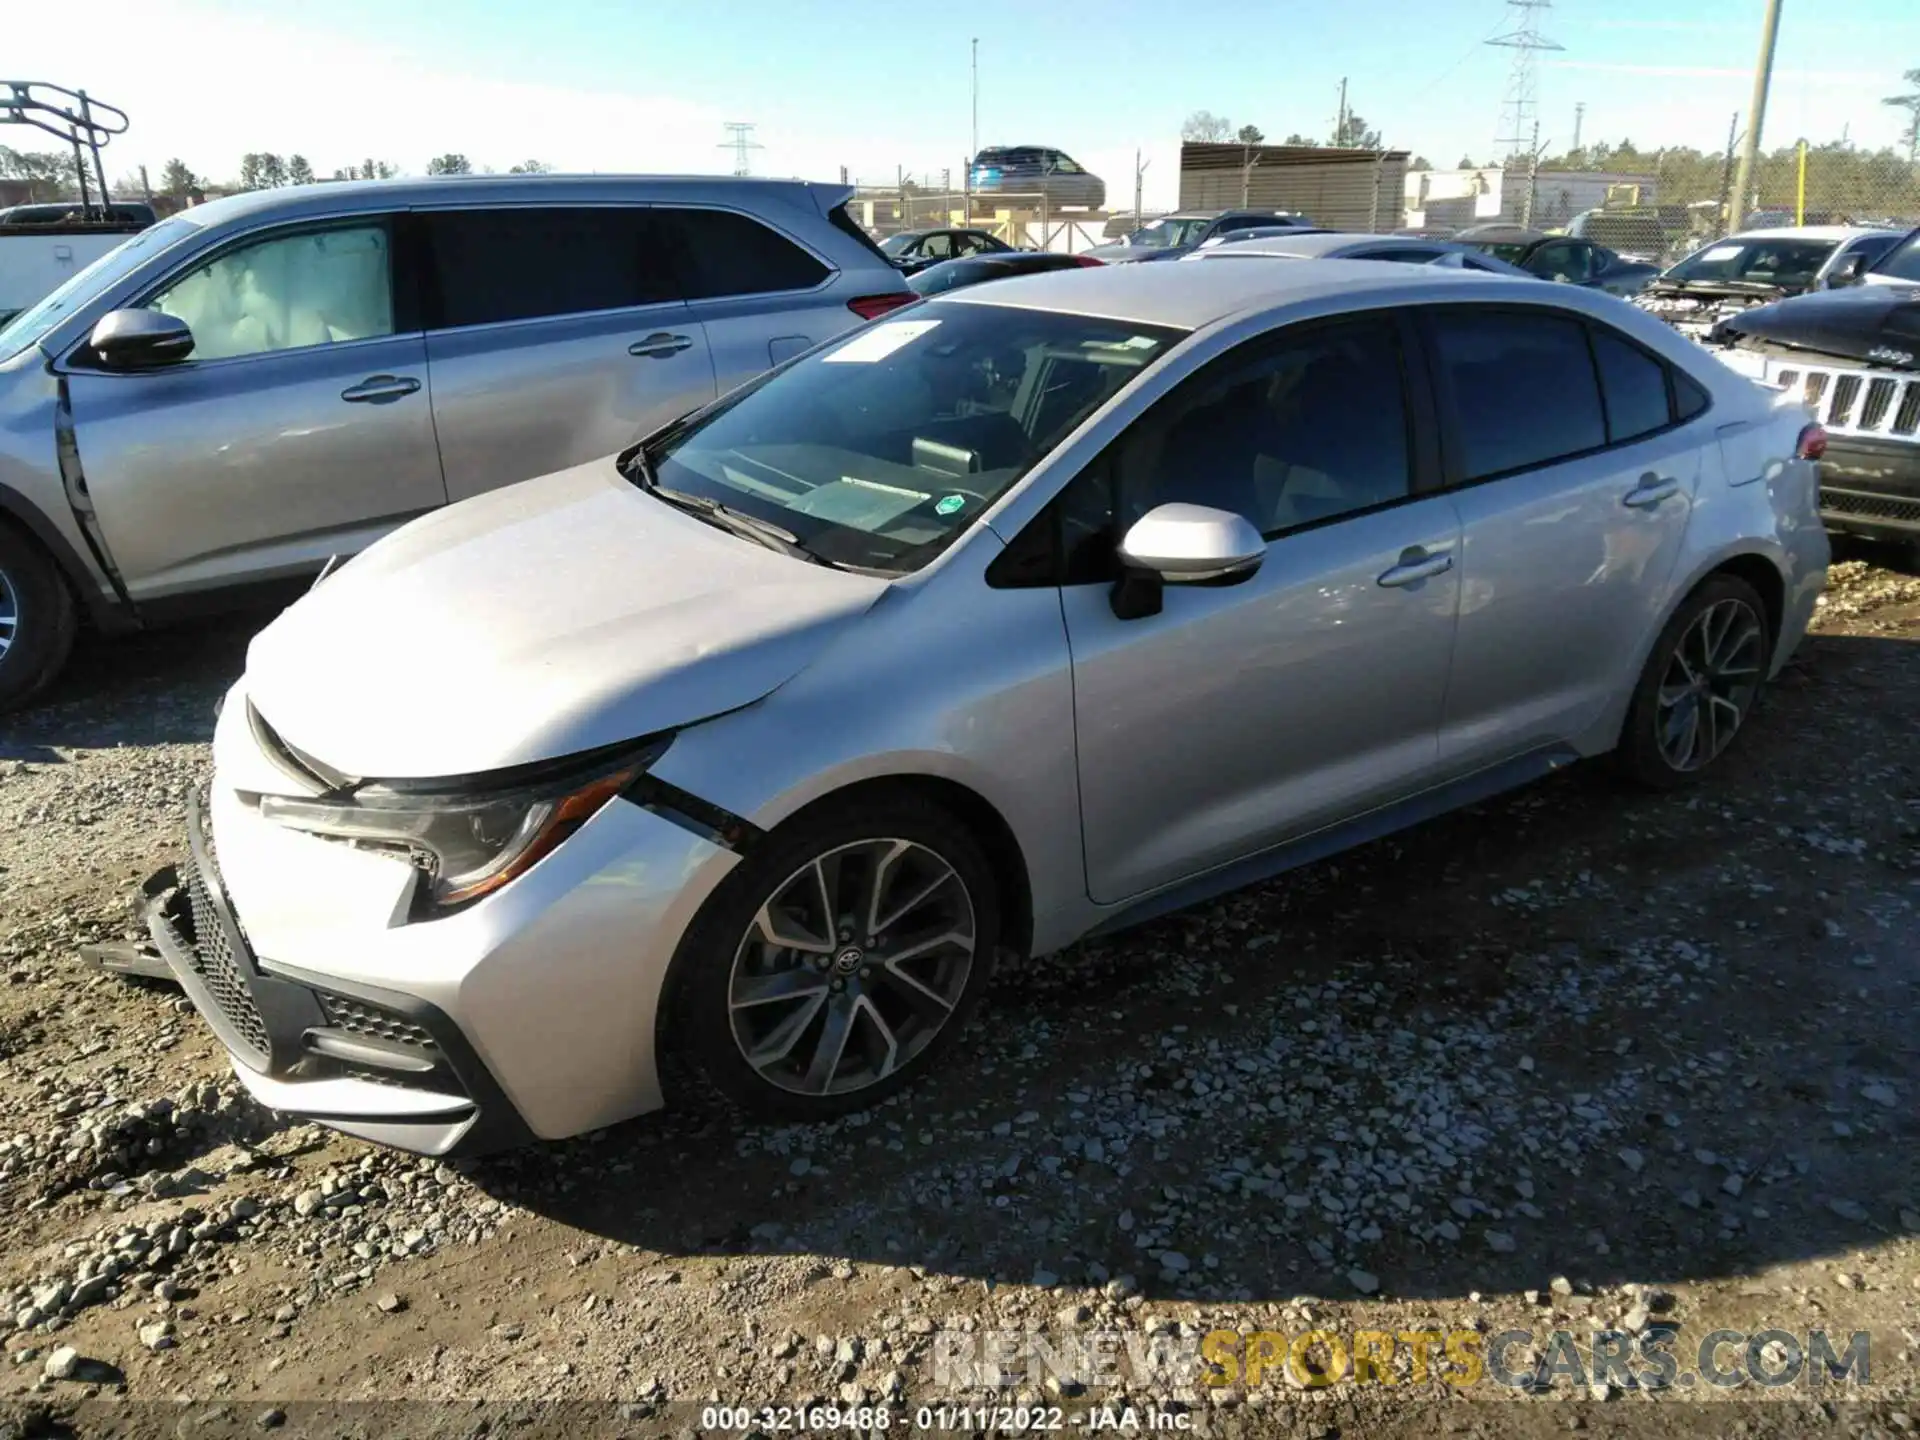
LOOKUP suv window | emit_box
[1117,316,1411,535]
[424,207,673,328]
[1428,309,1606,480]
[1356,247,1444,263]
[1868,231,1920,281]
[151,222,394,360]
[658,208,831,299]
[1589,327,1670,442]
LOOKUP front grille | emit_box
[183,849,271,1061]
[1771,364,1920,441]
[316,992,438,1052]
[1822,489,1920,525]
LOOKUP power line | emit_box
[718,121,763,177]
[1487,0,1564,161]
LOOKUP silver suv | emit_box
[0,175,912,708]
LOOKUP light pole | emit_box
[970,38,979,166]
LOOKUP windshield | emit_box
[908,261,998,295]
[1660,236,1835,289]
[878,233,916,257]
[0,215,199,361]
[1126,217,1210,250]
[637,301,1182,573]
[1871,229,1920,282]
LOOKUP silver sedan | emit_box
[155,259,1828,1154]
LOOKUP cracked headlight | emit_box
[257,736,671,912]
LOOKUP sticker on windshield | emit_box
[1700,244,1744,262]
[935,493,967,516]
[823,319,942,364]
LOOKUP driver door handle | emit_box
[1377,546,1454,589]
[1623,473,1681,509]
[340,374,421,404]
[629,332,694,359]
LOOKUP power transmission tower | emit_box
[1487,0,1563,161]
[718,121,763,177]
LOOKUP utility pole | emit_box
[718,122,762,177]
[1335,76,1348,146]
[1728,0,1784,233]
[1133,148,1149,225]
[1716,110,1741,231]
[970,38,979,165]
[1523,120,1542,227]
[1572,101,1585,154]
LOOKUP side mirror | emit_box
[87,308,194,368]
[1825,253,1869,290]
[1110,502,1265,619]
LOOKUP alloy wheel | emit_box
[1655,597,1764,773]
[0,567,16,663]
[728,838,976,1097]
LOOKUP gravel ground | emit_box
[1,553,1918,1440]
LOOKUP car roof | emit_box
[935,254,1500,329]
[1202,231,1421,258]
[1456,224,1545,242]
[174,173,849,227]
[1724,225,1906,241]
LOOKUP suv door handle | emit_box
[1623,473,1681,508]
[340,374,421,404]
[1377,546,1454,589]
[629,333,694,359]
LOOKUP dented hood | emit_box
[243,456,888,780]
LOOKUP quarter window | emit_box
[1428,309,1606,480]
[1589,327,1671,442]
[659,208,831,298]
[151,223,393,360]
[1118,317,1411,535]
[423,208,673,328]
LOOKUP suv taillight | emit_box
[847,293,916,322]
[1796,423,1828,461]
[1070,254,1104,267]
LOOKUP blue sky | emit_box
[11,0,1919,204]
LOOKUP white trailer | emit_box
[0,225,143,325]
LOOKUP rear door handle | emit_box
[1623,473,1681,509]
[1377,547,1454,589]
[629,332,694,359]
[340,374,421,404]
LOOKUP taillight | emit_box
[1796,423,1828,461]
[847,293,916,322]
[1070,254,1104,267]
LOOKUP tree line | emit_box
[0,147,556,203]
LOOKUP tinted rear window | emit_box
[1589,328,1671,442]
[1429,309,1606,480]
[658,208,831,299]
[424,207,673,327]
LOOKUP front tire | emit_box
[1614,574,1771,790]
[0,523,79,714]
[666,793,1000,1122]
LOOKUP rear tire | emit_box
[665,792,1000,1123]
[0,522,78,714]
[1614,574,1771,791]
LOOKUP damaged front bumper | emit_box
[143,790,536,1157]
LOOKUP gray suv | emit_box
[0,175,912,708]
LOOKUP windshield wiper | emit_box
[647,484,853,569]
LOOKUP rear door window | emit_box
[422,207,673,328]
[657,208,831,299]
[1427,308,1606,480]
